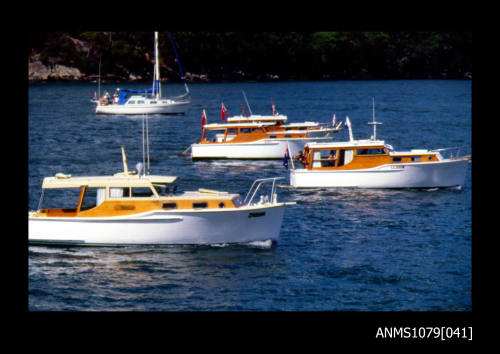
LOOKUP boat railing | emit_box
[432,146,469,160]
[304,121,343,137]
[244,177,284,205]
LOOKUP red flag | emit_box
[271,99,276,116]
[241,104,248,117]
[221,102,227,121]
[201,109,207,128]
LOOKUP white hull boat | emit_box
[191,136,332,159]
[29,147,294,246]
[187,111,342,160]
[95,96,190,115]
[290,158,468,189]
[93,32,190,115]
[29,202,285,246]
[287,101,470,189]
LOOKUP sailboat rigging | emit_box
[92,32,191,115]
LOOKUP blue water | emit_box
[28,80,471,311]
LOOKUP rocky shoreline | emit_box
[28,52,472,83]
[29,60,472,83]
[29,58,214,83]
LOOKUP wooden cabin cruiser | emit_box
[28,148,294,246]
[288,116,469,189]
[93,32,190,115]
[187,113,343,159]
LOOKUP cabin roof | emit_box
[227,114,287,122]
[203,122,276,129]
[283,122,320,127]
[42,174,177,189]
[306,139,386,149]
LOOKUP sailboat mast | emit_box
[98,56,101,99]
[154,31,161,99]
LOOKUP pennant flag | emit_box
[221,102,227,121]
[201,109,207,128]
[332,113,336,126]
[241,104,248,117]
[283,146,290,169]
[93,92,98,101]
[271,99,276,116]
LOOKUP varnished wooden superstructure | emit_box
[189,114,342,159]
[289,116,469,189]
[29,149,293,245]
[297,140,440,171]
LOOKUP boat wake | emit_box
[208,239,274,249]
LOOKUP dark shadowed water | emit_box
[28,80,471,311]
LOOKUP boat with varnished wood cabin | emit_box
[28,148,294,246]
[187,112,342,159]
[288,106,469,189]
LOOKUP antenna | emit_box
[242,91,253,116]
[121,146,129,174]
[346,116,354,142]
[146,115,150,175]
[141,115,151,176]
[367,97,382,140]
[98,56,101,100]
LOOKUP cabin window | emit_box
[109,187,131,198]
[227,128,238,134]
[150,101,157,104]
[428,156,433,161]
[38,188,81,211]
[240,128,251,133]
[269,135,277,139]
[392,157,402,163]
[153,184,170,195]
[193,202,208,209]
[137,100,145,104]
[357,148,386,155]
[411,156,421,162]
[337,149,354,167]
[131,187,154,197]
[128,101,136,104]
[284,135,292,138]
[162,202,177,209]
[203,130,226,143]
[312,149,337,168]
[79,187,107,211]
[218,202,225,208]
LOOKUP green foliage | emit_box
[29,31,472,80]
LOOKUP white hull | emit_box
[28,204,285,246]
[95,101,190,115]
[191,137,331,159]
[290,159,468,188]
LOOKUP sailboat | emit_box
[93,32,191,115]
